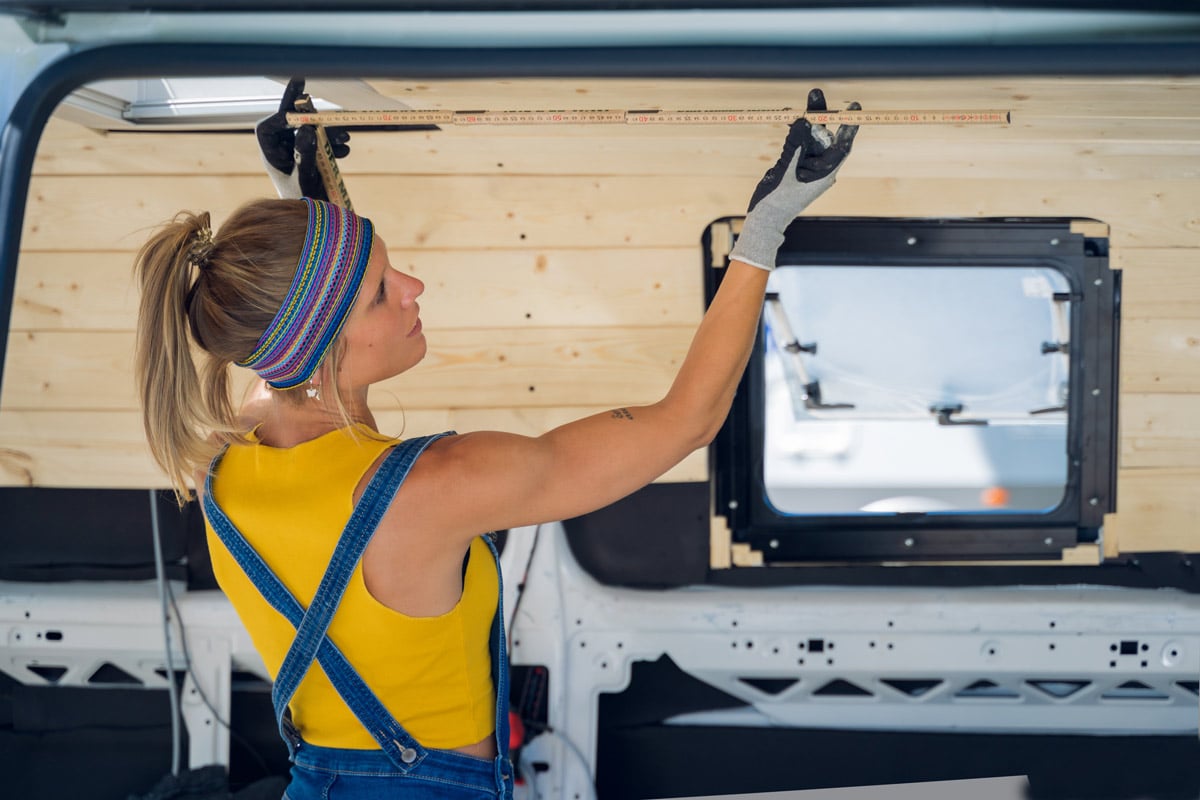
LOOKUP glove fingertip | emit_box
[280,77,306,111]
[806,88,828,113]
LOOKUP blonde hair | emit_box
[133,198,354,504]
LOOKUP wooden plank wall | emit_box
[3,77,1198,556]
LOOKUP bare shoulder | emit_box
[381,430,539,538]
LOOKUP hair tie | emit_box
[237,198,373,389]
[187,225,216,269]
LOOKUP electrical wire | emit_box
[164,577,274,779]
[149,489,182,777]
[506,524,543,647]
[150,491,274,781]
[520,720,598,800]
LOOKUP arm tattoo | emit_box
[610,407,634,421]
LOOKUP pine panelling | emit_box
[11,252,140,331]
[364,247,704,329]
[1,330,137,410]
[34,120,1200,181]
[1120,318,1200,394]
[1121,394,1200,469]
[0,411,157,487]
[3,327,691,411]
[0,409,705,488]
[1115,248,1200,320]
[22,174,1200,253]
[34,119,257,176]
[7,77,1200,559]
[1115,247,1200,476]
[372,325,688,409]
[1104,468,1200,555]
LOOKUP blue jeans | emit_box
[205,433,514,799]
[285,743,506,799]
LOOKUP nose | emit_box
[394,270,424,305]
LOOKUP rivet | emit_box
[906,236,918,246]
[1094,278,1103,286]
[1049,238,1060,246]
[1044,537,1054,546]
[401,747,418,764]
[903,537,915,548]
[728,500,739,510]
[1089,497,1099,506]
[769,539,780,549]
[1091,388,1101,397]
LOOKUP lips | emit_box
[407,317,423,337]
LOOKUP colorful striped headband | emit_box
[237,198,374,389]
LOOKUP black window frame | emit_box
[707,217,1119,563]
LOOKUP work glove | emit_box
[730,89,860,271]
[255,77,350,202]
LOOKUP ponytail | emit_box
[134,200,309,504]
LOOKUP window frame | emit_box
[707,217,1119,563]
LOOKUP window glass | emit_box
[762,265,1070,515]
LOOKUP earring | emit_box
[306,381,321,401]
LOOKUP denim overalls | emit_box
[203,433,515,799]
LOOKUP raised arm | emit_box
[413,89,861,538]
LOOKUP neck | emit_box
[243,383,377,448]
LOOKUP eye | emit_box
[374,278,386,304]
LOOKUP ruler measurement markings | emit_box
[288,108,1011,127]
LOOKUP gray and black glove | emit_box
[730,89,860,271]
[256,77,350,202]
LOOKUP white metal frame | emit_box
[1,524,1198,799]
[499,524,1200,800]
[0,579,265,769]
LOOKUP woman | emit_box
[133,89,857,799]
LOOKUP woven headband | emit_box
[237,198,374,389]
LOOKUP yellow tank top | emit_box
[205,424,497,750]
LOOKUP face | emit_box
[330,235,426,392]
